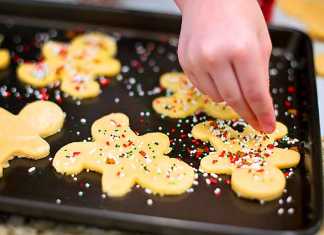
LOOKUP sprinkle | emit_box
[85,182,91,188]
[114,97,120,103]
[56,199,62,204]
[80,118,87,124]
[28,167,36,174]
[286,196,292,203]
[187,188,194,193]
[287,208,295,214]
[78,191,84,197]
[214,187,221,195]
[147,199,153,206]
[101,194,107,199]
[277,208,284,215]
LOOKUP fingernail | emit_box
[263,120,275,133]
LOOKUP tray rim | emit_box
[0,2,322,234]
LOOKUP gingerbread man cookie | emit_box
[0,101,65,177]
[153,72,239,119]
[53,113,194,197]
[17,32,121,99]
[0,49,10,70]
[192,120,300,201]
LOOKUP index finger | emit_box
[233,42,275,133]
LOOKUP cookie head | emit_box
[18,101,65,138]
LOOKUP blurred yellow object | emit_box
[0,49,10,70]
[278,0,324,41]
[315,54,324,77]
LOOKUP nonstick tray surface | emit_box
[0,13,322,235]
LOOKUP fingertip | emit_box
[260,116,276,134]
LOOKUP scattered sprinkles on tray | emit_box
[16,32,121,99]
[0,25,303,212]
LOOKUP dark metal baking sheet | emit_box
[0,2,322,235]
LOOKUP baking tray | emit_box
[0,1,322,235]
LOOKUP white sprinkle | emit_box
[114,97,120,103]
[147,199,153,206]
[56,199,62,204]
[205,179,211,185]
[286,196,292,203]
[80,118,87,124]
[76,100,81,106]
[259,200,265,205]
[76,131,80,136]
[121,66,129,73]
[193,180,199,186]
[101,194,107,199]
[28,167,36,173]
[279,199,284,205]
[288,208,295,214]
[85,183,91,188]
[129,77,136,84]
[278,208,284,215]
[210,173,218,178]
[145,189,152,194]
[186,188,194,193]
[78,191,84,197]
[214,188,221,195]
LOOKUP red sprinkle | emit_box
[287,86,296,94]
[99,78,111,87]
[284,100,292,108]
[139,150,146,157]
[218,150,226,157]
[209,178,218,185]
[72,152,81,157]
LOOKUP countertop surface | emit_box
[0,1,323,235]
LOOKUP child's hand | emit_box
[175,0,275,133]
